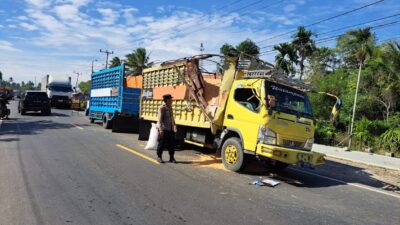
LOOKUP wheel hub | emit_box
[225,145,238,165]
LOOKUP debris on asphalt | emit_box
[249,178,265,186]
[262,178,280,187]
[249,178,280,187]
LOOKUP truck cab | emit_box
[221,72,324,171]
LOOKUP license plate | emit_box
[58,100,63,102]
[297,153,312,162]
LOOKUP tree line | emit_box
[84,27,400,155]
[266,26,399,155]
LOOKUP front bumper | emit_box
[23,106,49,111]
[256,144,325,166]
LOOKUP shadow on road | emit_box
[50,112,70,117]
[184,146,399,193]
[0,118,73,136]
[0,137,20,142]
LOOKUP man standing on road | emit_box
[156,94,177,163]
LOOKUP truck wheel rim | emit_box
[225,145,238,165]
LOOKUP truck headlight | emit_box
[304,138,314,150]
[258,126,277,145]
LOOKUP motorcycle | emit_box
[0,94,10,120]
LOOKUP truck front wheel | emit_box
[221,137,246,172]
[102,113,113,129]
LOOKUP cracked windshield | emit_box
[0,0,399,225]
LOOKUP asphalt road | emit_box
[1,101,399,225]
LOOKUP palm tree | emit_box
[0,70,3,80]
[109,57,121,68]
[125,48,152,75]
[292,26,315,80]
[347,27,375,149]
[273,43,298,76]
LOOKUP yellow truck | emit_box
[138,55,325,171]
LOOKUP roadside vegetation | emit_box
[270,26,399,156]
[1,25,398,156]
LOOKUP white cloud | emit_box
[54,4,81,22]
[97,8,119,26]
[5,1,291,82]
[25,0,51,9]
[0,40,20,51]
[20,22,38,30]
[17,16,29,20]
[263,13,298,26]
[284,4,296,13]
[157,6,165,13]
[122,7,138,25]
[27,10,66,32]
[8,24,17,28]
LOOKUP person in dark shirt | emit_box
[156,94,177,163]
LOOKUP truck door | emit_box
[224,86,261,151]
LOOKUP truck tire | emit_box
[21,109,26,115]
[221,137,247,172]
[42,109,51,116]
[89,118,95,123]
[102,113,113,129]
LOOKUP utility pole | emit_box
[200,43,204,68]
[348,62,363,150]
[99,49,114,69]
[73,71,81,93]
[91,59,98,74]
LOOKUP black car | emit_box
[18,91,51,115]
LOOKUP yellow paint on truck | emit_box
[139,55,326,172]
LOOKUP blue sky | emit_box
[0,0,399,84]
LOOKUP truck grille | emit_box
[282,139,304,149]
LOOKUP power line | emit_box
[163,0,285,42]
[147,0,269,43]
[317,12,400,36]
[257,0,385,44]
[99,49,114,69]
[259,12,400,51]
[258,20,400,56]
[133,0,253,41]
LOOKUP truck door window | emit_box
[234,88,260,112]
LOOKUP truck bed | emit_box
[140,60,220,129]
[90,66,140,118]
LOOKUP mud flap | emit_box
[112,116,139,133]
[138,119,152,140]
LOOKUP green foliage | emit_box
[273,43,297,76]
[315,121,336,145]
[236,38,260,57]
[0,70,2,80]
[354,118,372,145]
[292,26,316,80]
[78,81,91,95]
[379,128,400,154]
[220,43,238,57]
[109,57,121,68]
[220,39,260,58]
[336,27,375,67]
[125,48,152,75]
